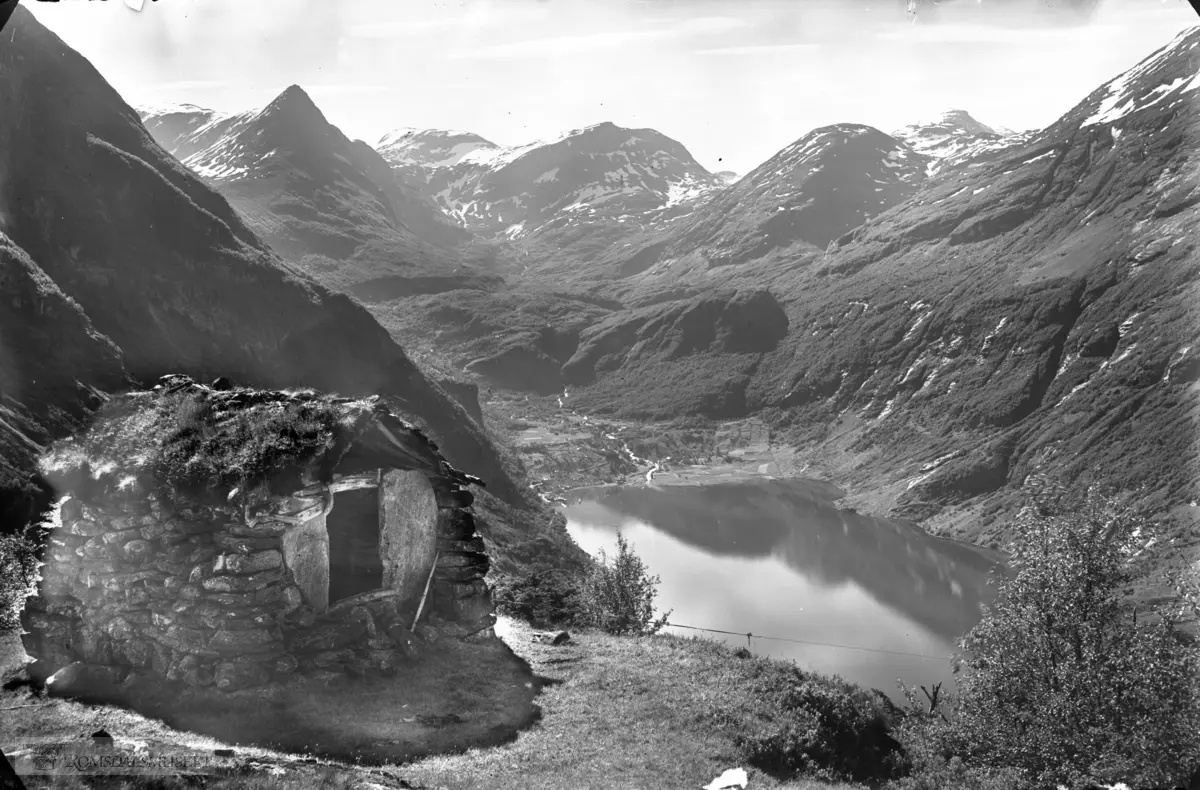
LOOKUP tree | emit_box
[0,525,40,632]
[948,487,1200,788]
[580,530,672,636]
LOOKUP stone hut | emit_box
[21,374,494,695]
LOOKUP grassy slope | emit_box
[1,621,880,790]
[405,619,889,790]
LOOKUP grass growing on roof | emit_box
[149,387,363,507]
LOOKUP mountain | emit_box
[378,127,501,171]
[138,92,498,303]
[891,109,1035,176]
[398,122,940,395]
[659,124,931,266]
[892,109,1005,159]
[560,26,1200,580]
[137,103,233,160]
[378,121,724,240]
[379,123,940,387]
[523,123,932,291]
[0,6,523,514]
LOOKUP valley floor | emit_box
[1,621,868,790]
[492,392,945,530]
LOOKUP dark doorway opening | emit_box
[327,488,383,603]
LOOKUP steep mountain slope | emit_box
[562,288,791,418]
[379,121,724,241]
[138,94,498,301]
[0,6,522,508]
[0,233,128,528]
[566,27,1200,571]
[663,124,931,266]
[374,290,616,396]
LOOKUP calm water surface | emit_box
[563,479,1002,698]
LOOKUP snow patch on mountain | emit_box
[137,102,218,118]
[1079,26,1200,128]
[378,120,725,236]
[377,128,501,169]
[892,109,1032,176]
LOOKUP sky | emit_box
[24,0,1200,174]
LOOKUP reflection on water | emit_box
[564,479,1002,698]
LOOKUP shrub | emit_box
[491,565,590,629]
[0,526,40,632]
[896,486,1200,789]
[887,684,1031,790]
[579,530,671,636]
[720,660,907,784]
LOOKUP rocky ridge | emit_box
[138,92,499,302]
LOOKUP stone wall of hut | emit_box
[21,469,493,696]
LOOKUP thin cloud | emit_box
[451,29,661,59]
[873,23,1110,44]
[346,4,553,39]
[157,79,228,90]
[675,15,753,35]
[694,42,820,56]
[347,20,459,38]
[450,15,754,59]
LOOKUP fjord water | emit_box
[564,479,1000,698]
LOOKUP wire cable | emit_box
[663,621,953,660]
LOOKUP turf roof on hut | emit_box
[40,374,482,508]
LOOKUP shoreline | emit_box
[495,399,1005,562]
[540,442,1013,565]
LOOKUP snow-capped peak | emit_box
[891,109,1031,175]
[377,120,723,236]
[377,127,420,148]
[928,109,1002,137]
[137,102,215,119]
[377,128,500,169]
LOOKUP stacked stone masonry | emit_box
[22,470,494,696]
